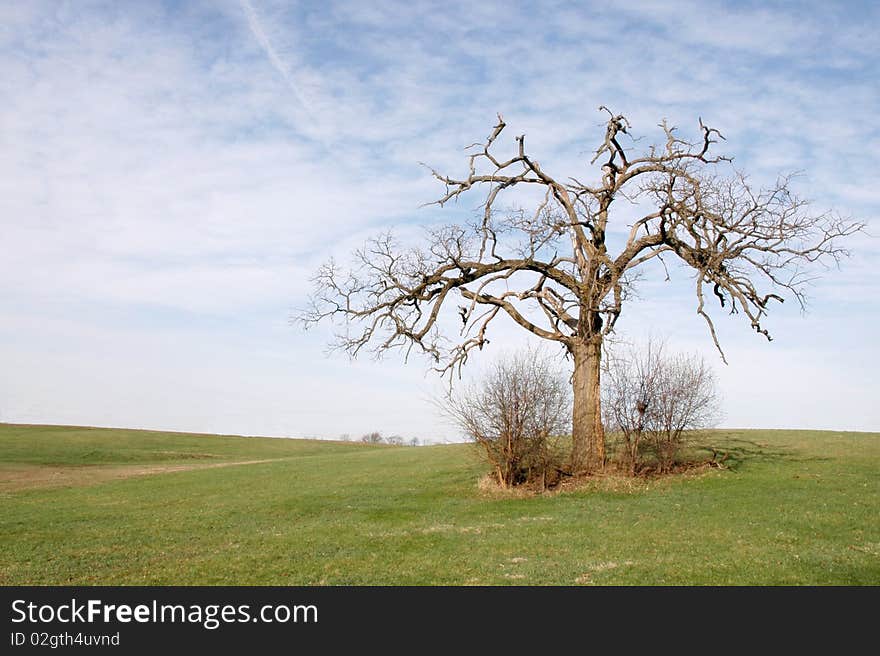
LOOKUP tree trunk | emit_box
[571,336,605,473]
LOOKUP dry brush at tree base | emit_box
[301,107,862,474]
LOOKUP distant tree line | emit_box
[338,432,422,447]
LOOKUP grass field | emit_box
[1,423,878,585]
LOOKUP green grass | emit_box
[1,423,878,585]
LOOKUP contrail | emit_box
[239,0,314,117]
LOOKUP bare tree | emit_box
[604,339,721,474]
[439,349,570,489]
[603,339,664,475]
[301,107,862,473]
[646,351,721,472]
[360,431,383,444]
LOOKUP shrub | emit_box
[439,348,570,489]
[604,339,721,474]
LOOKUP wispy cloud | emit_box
[238,0,315,118]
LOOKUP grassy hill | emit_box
[1,423,878,585]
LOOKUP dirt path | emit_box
[0,459,283,493]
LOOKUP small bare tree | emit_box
[650,352,720,472]
[360,431,384,444]
[603,340,663,475]
[301,107,862,473]
[439,349,570,489]
[604,340,721,474]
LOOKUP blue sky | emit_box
[1,0,878,440]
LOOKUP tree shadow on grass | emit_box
[691,432,831,472]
